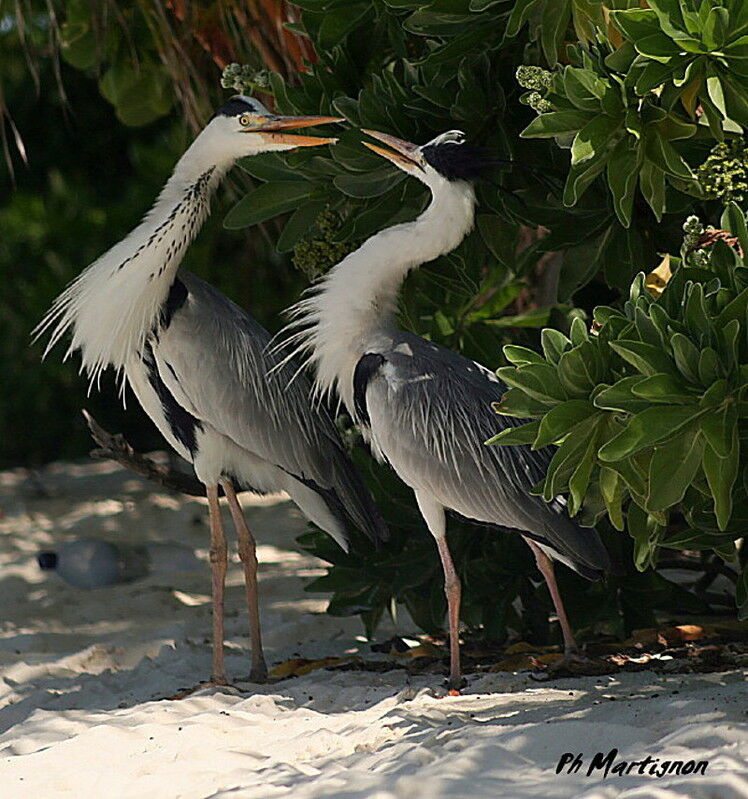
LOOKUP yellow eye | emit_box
[239,114,252,127]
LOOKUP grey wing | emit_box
[154,271,387,543]
[359,331,610,576]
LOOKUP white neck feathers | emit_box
[286,179,476,412]
[34,136,227,388]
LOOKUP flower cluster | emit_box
[516,66,554,114]
[515,65,553,91]
[696,139,748,203]
[221,63,270,94]
[292,209,359,279]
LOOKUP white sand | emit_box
[1,458,746,799]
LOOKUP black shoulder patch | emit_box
[142,342,202,456]
[353,353,385,425]
[159,277,188,330]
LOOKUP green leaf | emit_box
[630,373,698,404]
[609,340,678,377]
[594,377,654,413]
[627,501,659,572]
[544,417,602,500]
[571,116,621,166]
[644,131,694,179]
[563,153,607,205]
[609,8,662,43]
[598,405,708,461]
[493,388,552,418]
[670,333,701,384]
[521,111,595,138]
[484,307,562,328]
[486,420,540,446]
[646,429,704,511]
[318,4,371,48]
[333,168,405,199]
[534,400,598,448]
[703,426,739,530]
[540,0,571,64]
[276,199,329,253]
[697,347,721,385]
[700,403,738,458]
[238,153,300,182]
[639,161,666,221]
[503,345,547,367]
[557,341,605,397]
[563,67,605,112]
[541,328,572,364]
[599,467,624,530]
[607,138,640,228]
[223,181,315,229]
[496,364,567,403]
[723,201,748,259]
[568,428,598,516]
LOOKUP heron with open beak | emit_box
[285,128,613,689]
[34,97,388,685]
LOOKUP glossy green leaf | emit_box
[631,373,698,404]
[521,110,595,139]
[703,425,739,530]
[609,340,678,377]
[541,328,572,364]
[276,199,329,253]
[599,466,624,530]
[598,405,707,462]
[503,345,547,367]
[534,400,598,448]
[496,364,567,403]
[700,403,738,457]
[594,377,653,413]
[646,429,704,511]
[486,419,540,446]
[223,181,315,229]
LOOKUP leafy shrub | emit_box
[492,204,748,618]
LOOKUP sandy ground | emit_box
[0,458,747,799]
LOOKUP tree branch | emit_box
[82,409,208,497]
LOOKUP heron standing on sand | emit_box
[285,128,612,689]
[34,97,387,685]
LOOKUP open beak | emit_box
[248,114,343,147]
[362,129,425,174]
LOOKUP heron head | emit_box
[209,95,342,155]
[362,129,495,187]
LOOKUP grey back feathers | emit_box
[157,270,387,545]
[355,331,610,577]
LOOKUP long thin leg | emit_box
[221,478,268,682]
[206,484,229,684]
[524,537,578,654]
[415,491,462,690]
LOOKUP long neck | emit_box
[288,180,476,412]
[36,134,229,386]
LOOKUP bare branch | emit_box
[82,409,208,497]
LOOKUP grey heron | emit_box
[33,96,387,685]
[285,129,612,688]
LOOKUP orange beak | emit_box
[361,129,425,173]
[246,115,343,147]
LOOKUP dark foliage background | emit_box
[1,0,744,647]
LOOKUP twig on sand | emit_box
[82,409,208,497]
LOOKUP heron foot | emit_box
[532,651,615,680]
[248,663,269,683]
